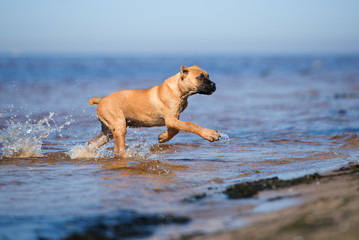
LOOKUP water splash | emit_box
[67,143,157,160]
[126,129,159,159]
[218,131,231,148]
[67,144,113,159]
[0,113,73,158]
[68,130,231,160]
[68,129,159,160]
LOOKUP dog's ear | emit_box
[180,65,189,78]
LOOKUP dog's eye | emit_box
[196,74,206,81]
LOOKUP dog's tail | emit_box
[89,96,103,105]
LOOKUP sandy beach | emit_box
[193,163,359,240]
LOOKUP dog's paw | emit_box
[158,132,169,143]
[202,129,220,142]
[114,151,130,159]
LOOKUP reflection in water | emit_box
[102,158,189,175]
[0,55,359,239]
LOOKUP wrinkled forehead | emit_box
[188,66,209,78]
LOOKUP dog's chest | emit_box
[178,98,188,113]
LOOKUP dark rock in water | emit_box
[335,163,359,173]
[62,210,190,240]
[224,173,321,199]
[225,182,260,199]
[181,193,207,203]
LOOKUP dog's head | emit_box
[180,65,216,95]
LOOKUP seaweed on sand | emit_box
[224,163,359,199]
[224,173,321,199]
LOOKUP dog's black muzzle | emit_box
[197,81,216,95]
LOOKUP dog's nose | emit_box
[211,82,216,91]
[209,82,216,94]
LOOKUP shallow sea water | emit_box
[0,55,359,239]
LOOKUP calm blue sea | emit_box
[0,54,359,239]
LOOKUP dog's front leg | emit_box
[158,128,179,143]
[165,118,220,142]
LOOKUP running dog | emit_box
[88,65,220,158]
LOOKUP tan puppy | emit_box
[88,65,220,158]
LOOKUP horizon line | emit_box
[1,50,359,58]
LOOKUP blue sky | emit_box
[0,0,358,54]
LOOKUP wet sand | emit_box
[193,163,359,240]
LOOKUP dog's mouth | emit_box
[197,82,216,95]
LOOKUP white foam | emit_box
[67,145,96,159]
[67,144,113,159]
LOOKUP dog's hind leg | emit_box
[87,122,113,150]
[96,101,128,159]
[108,118,128,158]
